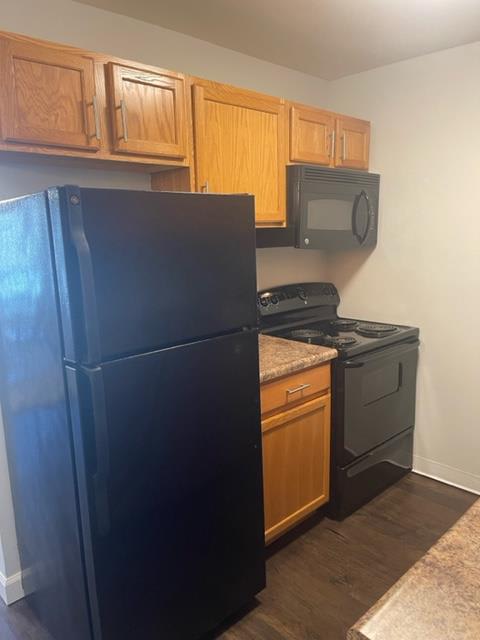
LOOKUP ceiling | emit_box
[76,0,480,79]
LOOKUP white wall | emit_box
[0,0,328,602]
[326,42,480,494]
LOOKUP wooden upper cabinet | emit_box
[0,36,99,151]
[289,103,370,170]
[192,79,288,226]
[0,29,371,178]
[289,104,334,165]
[107,63,188,159]
[334,115,370,170]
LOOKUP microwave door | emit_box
[299,191,356,250]
[298,187,376,250]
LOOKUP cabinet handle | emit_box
[286,383,311,395]
[92,96,101,141]
[330,130,335,158]
[200,180,209,193]
[120,99,129,142]
[342,134,346,161]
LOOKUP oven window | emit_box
[307,198,354,231]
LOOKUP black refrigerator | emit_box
[0,187,265,640]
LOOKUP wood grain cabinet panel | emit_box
[192,80,287,226]
[261,364,330,416]
[289,104,334,165]
[334,115,370,170]
[0,37,99,151]
[289,103,370,170]
[262,394,331,544]
[107,63,188,159]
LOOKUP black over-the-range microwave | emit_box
[288,165,380,250]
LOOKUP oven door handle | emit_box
[343,360,365,368]
[344,339,420,368]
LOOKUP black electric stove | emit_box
[259,283,418,359]
[258,282,420,520]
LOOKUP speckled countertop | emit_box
[258,334,337,384]
[348,499,480,640]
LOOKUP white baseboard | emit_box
[413,455,480,495]
[0,570,24,605]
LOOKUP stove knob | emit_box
[271,295,279,305]
[298,290,307,301]
[259,297,269,307]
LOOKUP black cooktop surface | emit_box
[267,317,418,358]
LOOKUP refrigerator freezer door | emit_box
[49,187,258,365]
[66,330,265,640]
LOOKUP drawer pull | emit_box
[286,383,311,395]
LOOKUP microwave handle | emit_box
[352,190,372,245]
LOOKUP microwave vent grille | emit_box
[302,166,379,186]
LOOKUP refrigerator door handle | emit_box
[65,367,104,637]
[65,186,102,364]
[68,366,111,537]
[88,367,111,537]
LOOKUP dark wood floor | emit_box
[0,473,476,640]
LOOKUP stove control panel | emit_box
[257,282,340,315]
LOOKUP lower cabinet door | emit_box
[262,394,331,544]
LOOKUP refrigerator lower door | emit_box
[66,330,265,640]
[49,187,258,365]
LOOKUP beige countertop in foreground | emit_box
[258,334,337,384]
[348,498,480,640]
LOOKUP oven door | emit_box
[334,339,419,467]
[296,183,377,250]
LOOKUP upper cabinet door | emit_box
[193,80,287,226]
[334,115,370,170]
[0,37,99,151]
[107,63,188,159]
[289,105,334,165]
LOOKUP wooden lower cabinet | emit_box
[261,367,331,544]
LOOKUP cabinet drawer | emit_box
[261,364,330,416]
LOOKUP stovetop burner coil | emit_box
[356,323,398,338]
[330,319,358,331]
